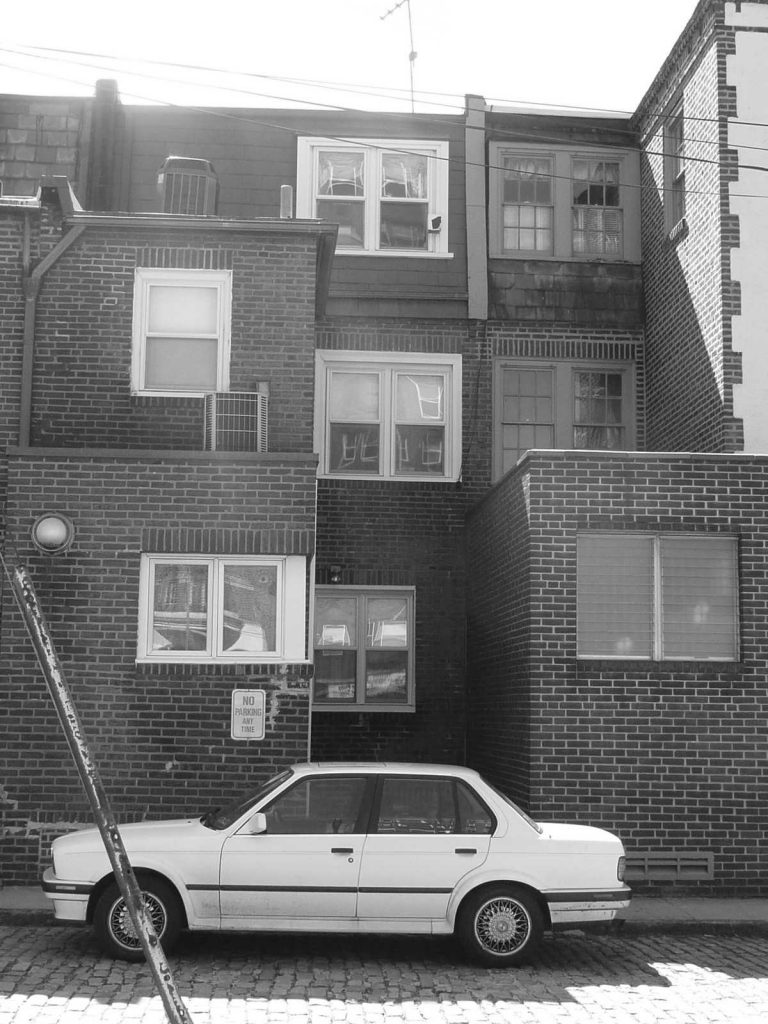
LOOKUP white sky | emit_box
[0,0,699,115]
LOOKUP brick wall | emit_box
[467,450,768,892]
[636,1,740,452]
[0,451,317,883]
[25,223,317,452]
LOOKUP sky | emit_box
[0,0,700,116]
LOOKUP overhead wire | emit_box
[2,45,768,204]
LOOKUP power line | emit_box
[2,51,768,204]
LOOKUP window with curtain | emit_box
[131,268,231,395]
[313,587,415,711]
[297,138,449,256]
[577,533,739,660]
[138,554,307,663]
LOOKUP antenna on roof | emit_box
[380,0,417,114]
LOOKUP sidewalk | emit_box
[1,885,767,931]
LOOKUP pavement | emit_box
[1,884,767,931]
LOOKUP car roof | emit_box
[290,762,483,781]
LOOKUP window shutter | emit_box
[660,536,738,659]
[577,534,654,657]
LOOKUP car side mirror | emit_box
[244,812,267,835]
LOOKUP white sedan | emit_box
[42,762,630,966]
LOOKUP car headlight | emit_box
[617,855,626,882]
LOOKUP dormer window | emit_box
[158,157,218,216]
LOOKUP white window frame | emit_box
[312,586,415,712]
[493,359,635,480]
[296,137,451,257]
[489,143,641,262]
[137,554,307,664]
[664,104,686,231]
[315,350,462,482]
[576,533,740,661]
[131,268,232,397]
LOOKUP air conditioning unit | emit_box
[203,392,268,452]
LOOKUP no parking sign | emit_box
[231,689,266,740]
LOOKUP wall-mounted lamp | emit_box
[31,513,75,555]
[329,564,342,584]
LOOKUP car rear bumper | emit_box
[545,887,631,925]
[41,867,92,922]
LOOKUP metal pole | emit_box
[6,561,194,1024]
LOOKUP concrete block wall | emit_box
[0,96,89,197]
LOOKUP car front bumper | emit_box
[41,867,93,922]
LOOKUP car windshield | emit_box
[485,780,544,834]
[201,769,294,830]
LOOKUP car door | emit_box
[356,774,494,923]
[219,773,370,924]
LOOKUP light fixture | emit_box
[329,564,342,584]
[31,513,75,555]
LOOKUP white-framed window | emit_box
[490,144,640,262]
[315,351,462,481]
[296,138,450,256]
[131,268,232,396]
[577,533,739,661]
[493,360,634,479]
[665,105,686,230]
[313,587,415,711]
[137,554,307,663]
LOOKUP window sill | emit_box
[312,703,415,714]
[667,217,689,246]
[490,253,638,265]
[318,473,460,484]
[335,249,454,259]
[137,656,310,666]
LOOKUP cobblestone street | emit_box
[0,921,766,1024]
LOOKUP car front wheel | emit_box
[458,885,544,966]
[93,877,182,962]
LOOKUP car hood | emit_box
[54,817,205,854]
[538,821,624,849]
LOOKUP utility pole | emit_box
[4,558,194,1024]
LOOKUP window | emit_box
[501,154,554,254]
[131,269,231,395]
[261,776,368,835]
[313,587,415,711]
[665,105,686,229]
[297,138,450,256]
[490,144,640,261]
[572,159,622,255]
[374,776,494,834]
[494,360,633,479]
[315,351,462,481]
[577,534,739,660]
[137,554,307,663]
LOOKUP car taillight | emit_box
[617,855,626,881]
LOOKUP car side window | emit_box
[375,777,458,834]
[262,776,367,835]
[456,781,494,834]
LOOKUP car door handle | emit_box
[455,847,477,855]
[331,847,354,854]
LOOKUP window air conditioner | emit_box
[203,392,268,452]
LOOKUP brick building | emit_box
[1,0,767,891]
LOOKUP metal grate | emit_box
[625,851,714,882]
[203,392,268,452]
[159,156,218,215]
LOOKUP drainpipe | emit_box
[19,215,86,448]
